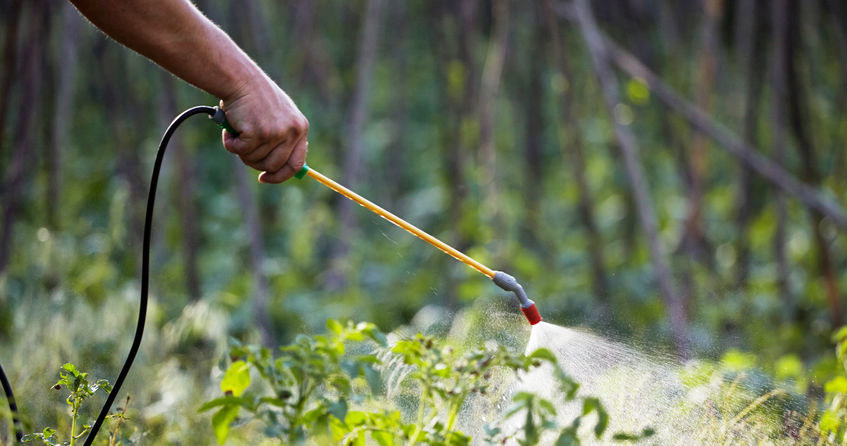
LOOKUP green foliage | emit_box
[3,1,847,443]
[201,319,650,445]
[819,327,847,443]
[198,320,386,444]
[22,363,112,446]
[487,351,647,446]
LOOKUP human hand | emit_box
[219,74,309,183]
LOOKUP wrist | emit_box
[220,69,269,105]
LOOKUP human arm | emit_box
[69,0,308,183]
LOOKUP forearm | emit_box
[70,0,260,100]
[72,0,309,183]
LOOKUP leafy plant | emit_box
[22,363,112,446]
[384,333,546,445]
[202,319,649,445]
[485,350,651,445]
[199,319,386,444]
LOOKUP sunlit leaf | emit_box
[212,405,240,444]
[220,360,251,397]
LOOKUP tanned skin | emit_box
[70,0,308,183]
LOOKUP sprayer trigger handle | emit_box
[210,106,239,136]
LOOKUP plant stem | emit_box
[288,379,314,444]
[407,386,429,446]
[109,395,130,446]
[70,398,79,446]
[445,399,461,432]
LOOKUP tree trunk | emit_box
[785,0,842,325]
[222,0,276,343]
[449,0,480,256]
[573,0,691,356]
[327,0,385,290]
[429,0,479,309]
[541,0,609,301]
[233,161,273,346]
[0,0,48,276]
[94,39,147,245]
[824,0,847,202]
[46,2,81,231]
[769,0,792,313]
[291,0,336,103]
[733,0,766,289]
[383,1,409,207]
[678,0,721,264]
[478,0,509,241]
[521,6,545,247]
[0,0,23,163]
[159,74,202,301]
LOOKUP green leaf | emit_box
[212,405,240,444]
[625,77,650,105]
[446,431,471,446]
[363,363,383,394]
[372,430,395,446]
[345,411,368,426]
[62,363,80,377]
[528,348,558,364]
[92,379,112,394]
[825,376,847,394]
[328,399,348,422]
[538,398,557,417]
[832,326,847,344]
[555,426,580,446]
[327,319,343,335]
[819,409,841,434]
[582,397,608,437]
[221,360,251,397]
[612,427,655,442]
[720,349,757,371]
[197,396,246,413]
[774,354,804,380]
[364,328,388,347]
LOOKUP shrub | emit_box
[201,319,651,445]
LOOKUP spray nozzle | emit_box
[492,271,542,325]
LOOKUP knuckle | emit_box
[298,116,310,133]
[237,122,256,138]
[290,117,309,137]
[289,157,305,171]
[255,126,272,141]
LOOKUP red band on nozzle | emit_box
[521,303,542,325]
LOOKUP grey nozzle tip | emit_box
[492,271,532,308]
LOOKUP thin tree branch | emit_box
[553,0,847,231]
[601,32,847,231]
[573,0,691,356]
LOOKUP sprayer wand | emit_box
[209,107,542,325]
[297,164,542,325]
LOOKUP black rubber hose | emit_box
[81,105,217,445]
[0,105,220,444]
[0,362,22,442]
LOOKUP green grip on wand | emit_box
[210,106,238,135]
[295,163,309,179]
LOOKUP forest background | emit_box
[2,0,847,442]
